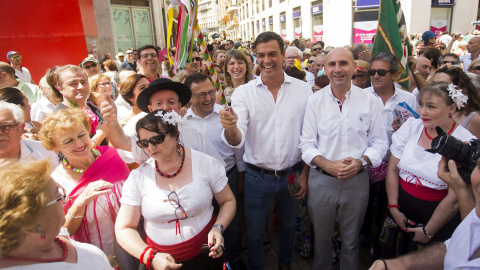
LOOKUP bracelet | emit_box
[146,250,157,269]
[423,226,434,239]
[67,210,83,219]
[139,246,151,265]
[386,204,400,210]
[380,259,388,270]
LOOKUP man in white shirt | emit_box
[460,36,480,72]
[7,51,35,84]
[0,101,58,168]
[0,62,41,104]
[101,78,224,165]
[220,31,311,270]
[183,72,246,269]
[31,76,57,122]
[299,47,388,270]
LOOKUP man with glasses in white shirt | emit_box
[220,31,311,270]
[300,47,388,270]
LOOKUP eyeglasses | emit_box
[368,69,393,76]
[164,191,188,220]
[45,187,66,208]
[441,61,459,65]
[0,122,19,132]
[192,89,216,99]
[307,60,315,64]
[352,74,367,79]
[83,63,97,69]
[189,57,202,63]
[312,87,322,91]
[11,55,21,60]
[126,52,134,55]
[97,82,111,87]
[141,53,157,59]
[136,132,170,148]
[472,66,480,71]
[312,48,322,52]
[285,56,301,60]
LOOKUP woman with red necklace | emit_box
[115,110,236,270]
[0,159,112,269]
[386,82,477,256]
[38,108,136,269]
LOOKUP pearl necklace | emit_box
[62,149,101,173]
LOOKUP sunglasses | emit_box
[307,60,315,64]
[136,132,169,148]
[0,122,19,132]
[368,69,393,76]
[472,66,480,71]
[312,48,321,52]
[441,61,459,65]
[126,52,134,55]
[190,57,202,62]
[83,63,97,69]
[11,55,21,60]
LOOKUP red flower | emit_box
[287,174,296,184]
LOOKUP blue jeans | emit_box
[244,167,297,270]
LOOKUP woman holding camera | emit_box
[386,82,477,254]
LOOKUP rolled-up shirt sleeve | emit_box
[300,97,323,167]
[364,98,389,168]
[221,86,248,148]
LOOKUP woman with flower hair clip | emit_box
[115,110,236,270]
[384,82,477,257]
[432,65,480,138]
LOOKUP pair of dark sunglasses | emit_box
[136,131,170,148]
[190,57,202,62]
[83,63,97,69]
[368,69,393,76]
[352,74,367,79]
[307,60,315,64]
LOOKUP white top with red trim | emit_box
[391,118,476,190]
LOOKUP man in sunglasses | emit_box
[299,47,388,270]
[7,51,35,84]
[0,101,58,167]
[184,47,202,75]
[81,57,100,78]
[119,48,137,71]
[311,42,323,56]
[351,42,371,61]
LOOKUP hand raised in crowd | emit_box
[100,93,117,122]
[337,157,362,180]
[207,227,224,259]
[151,253,182,270]
[219,107,237,130]
[408,56,417,73]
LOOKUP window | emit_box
[112,6,153,51]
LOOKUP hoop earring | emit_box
[36,227,46,240]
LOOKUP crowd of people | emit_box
[0,28,480,270]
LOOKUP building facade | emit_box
[198,0,221,36]
[237,0,480,46]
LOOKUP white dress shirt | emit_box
[222,73,312,170]
[15,67,32,84]
[305,71,315,88]
[365,86,418,149]
[184,104,245,172]
[460,53,480,72]
[300,84,388,168]
[31,96,56,122]
[444,208,480,269]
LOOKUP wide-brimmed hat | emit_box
[136,78,192,113]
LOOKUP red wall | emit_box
[0,0,98,84]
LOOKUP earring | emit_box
[449,113,453,118]
[36,227,46,240]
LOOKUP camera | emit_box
[426,126,480,184]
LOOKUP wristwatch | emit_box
[360,157,368,169]
[212,224,224,234]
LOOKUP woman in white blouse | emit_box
[115,110,235,270]
[386,82,476,254]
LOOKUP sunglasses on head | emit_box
[136,132,170,148]
[83,63,97,69]
[368,69,393,76]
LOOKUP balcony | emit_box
[226,5,238,14]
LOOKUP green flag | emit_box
[372,0,411,90]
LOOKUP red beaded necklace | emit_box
[424,122,457,140]
[155,145,185,178]
[3,237,68,262]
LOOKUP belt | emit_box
[226,165,237,176]
[247,161,303,177]
[315,167,334,177]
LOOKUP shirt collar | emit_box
[255,72,292,87]
[184,104,220,119]
[327,83,354,101]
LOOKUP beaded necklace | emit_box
[62,149,101,174]
[155,145,185,178]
